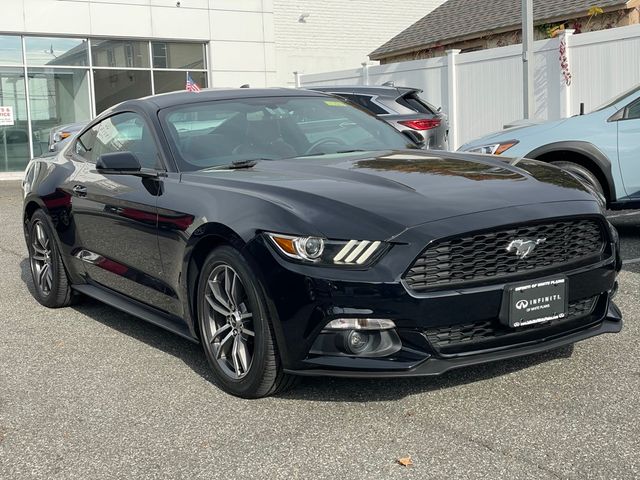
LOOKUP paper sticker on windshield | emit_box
[96,119,118,145]
[324,100,347,107]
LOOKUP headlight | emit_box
[266,232,387,267]
[466,140,519,155]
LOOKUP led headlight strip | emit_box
[333,240,381,265]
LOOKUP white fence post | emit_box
[293,71,301,88]
[558,29,575,118]
[361,62,370,85]
[446,49,461,150]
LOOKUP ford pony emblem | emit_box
[506,238,546,259]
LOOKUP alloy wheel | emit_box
[30,221,53,296]
[204,264,255,379]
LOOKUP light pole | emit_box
[522,0,534,118]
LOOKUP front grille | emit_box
[404,218,606,292]
[425,295,600,355]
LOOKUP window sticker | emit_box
[96,119,118,145]
[324,100,347,107]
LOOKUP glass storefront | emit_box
[93,69,152,114]
[154,71,207,95]
[0,35,208,172]
[28,68,91,156]
[0,67,28,171]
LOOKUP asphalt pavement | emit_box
[1,180,639,479]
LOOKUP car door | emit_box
[617,98,640,198]
[70,111,172,311]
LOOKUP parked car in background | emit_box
[308,85,449,150]
[48,122,85,152]
[23,88,621,398]
[460,84,640,210]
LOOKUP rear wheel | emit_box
[551,160,606,207]
[197,246,296,398]
[27,210,74,308]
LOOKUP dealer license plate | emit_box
[505,277,568,328]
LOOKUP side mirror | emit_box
[96,152,158,177]
[96,151,141,173]
[402,130,426,149]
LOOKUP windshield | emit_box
[159,96,417,171]
[594,84,640,111]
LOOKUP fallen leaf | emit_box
[397,456,413,467]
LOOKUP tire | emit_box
[27,209,74,308]
[551,160,606,207]
[197,246,296,398]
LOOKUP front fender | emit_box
[525,141,616,202]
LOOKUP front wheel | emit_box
[197,246,296,398]
[27,210,74,308]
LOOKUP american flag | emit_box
[185,72,201,92]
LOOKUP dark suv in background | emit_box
[308,85,449,150]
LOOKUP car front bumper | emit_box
[285,301,622,377]
[248,231,621,377]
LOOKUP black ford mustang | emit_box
[22,88,622,398]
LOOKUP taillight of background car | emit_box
[398,118,441,130]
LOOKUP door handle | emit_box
[72,184,87,197]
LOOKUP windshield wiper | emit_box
[292,150,369,159]
[204,159,262,171]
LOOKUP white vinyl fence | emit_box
[299,24,640,149]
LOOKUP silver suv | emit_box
[308,85,449,150]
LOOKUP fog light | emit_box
[347,330,373,354]
[324,318,395,331]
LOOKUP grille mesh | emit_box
[425,296,599,353]
[404,219,605,292]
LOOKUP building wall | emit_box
[0,0,276,87]
[378,8,640,63]
[272,0,445,86]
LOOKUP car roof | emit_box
[307,85,421,97]
[113,87,329,112]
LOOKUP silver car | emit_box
[308,85,449,150]
[48,122,85,152]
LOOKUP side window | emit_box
[75,128,97,161]
[75,112,162,169]
[395,93,436,114]
[338,94,388,115]
[626,99,640,120]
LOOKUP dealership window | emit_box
[93,69,152,114]
[153,71,207,95]
[0,35,208,172]
[27,68,91,156]
[92,40,150,69]
[152,42,205,69]
[0,36,23,65]
[25,37,88,66]
[0,67,29,171]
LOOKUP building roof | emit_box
[370,0,630,60]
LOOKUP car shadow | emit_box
[19,258,575,402]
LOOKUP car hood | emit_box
[184,150,598,240]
